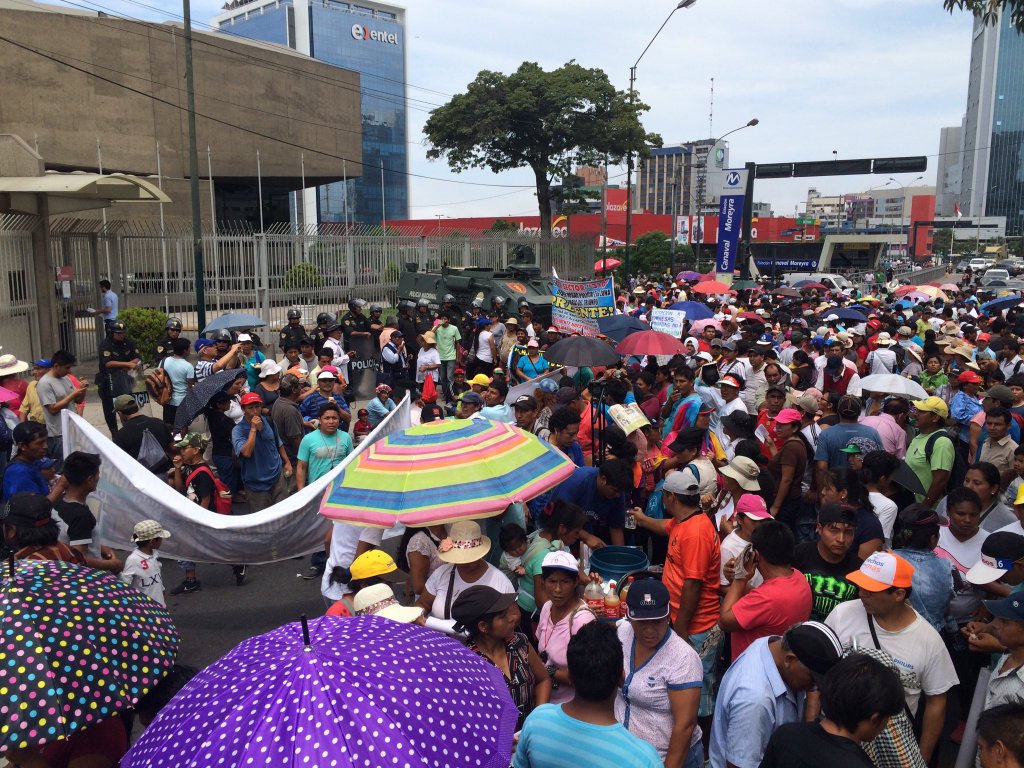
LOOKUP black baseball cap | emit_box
[514,395,538,410]
[625,579,670,621]
[785,621,844,681]
[451,586,516,632]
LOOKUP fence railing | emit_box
[0,218,595,363]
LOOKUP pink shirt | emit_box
[536,601,596,704]
[860,413,908,459]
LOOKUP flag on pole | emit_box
[954,201,962,221]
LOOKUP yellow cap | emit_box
[350,550,397,581]
[912,396,949,420]
[1015,483,1024,507]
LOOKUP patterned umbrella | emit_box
[122,615,518,768]
[1,558,179,752]
[320,418,576,527]
[676,270,702,282]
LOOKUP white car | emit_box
[969,257,992,270]
[982,268,1010,284]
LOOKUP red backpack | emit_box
[185,465,233,514]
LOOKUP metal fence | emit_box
[0,217,595,363]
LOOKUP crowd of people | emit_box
[4,272,1024,767]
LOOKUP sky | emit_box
[48,0,979,222]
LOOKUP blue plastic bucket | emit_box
[588,546,649,585]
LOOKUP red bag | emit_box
[185,465,233,514]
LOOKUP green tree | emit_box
[282,262,324,291]
[616,232,672,279]
[943,1,1024,31]
[119,307,167,366]
[424,61,660,237]
[489,219,519,233]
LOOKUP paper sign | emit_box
[649,308,686,338]
[551,276,616,336]
[607,403,650,435]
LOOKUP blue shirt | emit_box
[102,289,119,320]
[710,636,804,768]
[548,466,627,533]
[812,423,883,469]
[481,403,515,423]
[300,391,350,421]
[950,392,984,443]
[231,419,283,492]
[1,460,47,502]
[366,396,395,428]
[895,547,955,633]
[514,703,661,768]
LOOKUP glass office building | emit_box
[961,12,1024,236]
[214,0,409,225]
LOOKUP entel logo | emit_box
[351,23,399,45]
[726,171,741,186]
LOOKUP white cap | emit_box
[664,463,718,496]
[237,333,253,342]
[540,550,579,573]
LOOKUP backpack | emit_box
[145,364,171,405]
[924,431,967,494]
[136,427,169,472]
[184,465,233,514]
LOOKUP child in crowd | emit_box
[499,523,529,590]
[1004,445,1024,508]
[120,519,171,606]
[353,409,373,445]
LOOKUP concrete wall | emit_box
[0,3,361,189]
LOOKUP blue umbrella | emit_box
[667,301,713,320]
[597,314,649,343]
[981,295,1022,315]
[203,312,267,333]
[816,307,867,322]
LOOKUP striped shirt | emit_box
[514,704,662,768]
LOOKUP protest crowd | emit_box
[4,273,1024,768]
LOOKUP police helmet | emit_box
[492,296,506,306]
[369,303,383,313]
[287,309,302,321]
[109,321,126,333]
[349,298,367,311]
[316,312,335,325]
[442,294,456,304]
[416,298,430,308]
[471,299,483,309]
[165,317,183,331]
[214,329,233,343]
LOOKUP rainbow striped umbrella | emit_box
[320,419,576,527]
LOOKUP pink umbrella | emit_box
[0,385,17,403]
[940,283,960,293]
[692,280,732,294]
[689,318,722,334]
[696,271,717,282]
[904,291,933,302]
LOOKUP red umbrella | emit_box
[925,281,943,287]
[736,311,761,321]
[595,258,622,272]
[696,271,717,282]
[615,330,688,357]
[894,284,918,297]
[692,280,732,294]
[773,287,802,298]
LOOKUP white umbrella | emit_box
[858,373,928,400]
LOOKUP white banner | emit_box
[504,368,564,405]
[649,308,686,338]
[63,397,412,565]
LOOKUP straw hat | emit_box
[421,331,436,345]
[352,583,423,624]
[437,520,491,564]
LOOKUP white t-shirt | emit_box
[476,330,495,363]
[936,526,989,622]
[425,561,514,620]
[868,491,899,545]
[416,347,441,384]
[719,530,763,588]
[320,522,386,601]
[825,600,959,715]
[866,347,898,375]
[120,550,165,606]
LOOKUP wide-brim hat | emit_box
[0,354,29,377]
[437,520,491,564]
[353,583,424,623]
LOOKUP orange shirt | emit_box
[663,512,721,635]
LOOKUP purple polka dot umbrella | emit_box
[0,558,179,752]
[123,615,518,768]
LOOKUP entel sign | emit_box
[351,23,399,44]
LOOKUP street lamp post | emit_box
[693,118,759,266]
[624,0,696,280]
[668,147,692,277]
[888,175,922,260]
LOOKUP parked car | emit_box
[982,268,1011,285]
[969,257,993,270]
[994,259,1024,276]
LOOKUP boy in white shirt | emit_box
[120,519,171,607]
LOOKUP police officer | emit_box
[414,298,435,338]
[309,312,336,356]
[97,321,141,436]
[367,303,385,346]
[154,317,183,363]
[440,294,463,335]
[397,301,419,363]
[340,299,372,345]
[490,295,509,321]
[212,329,239,367]
[278,309,307,351]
